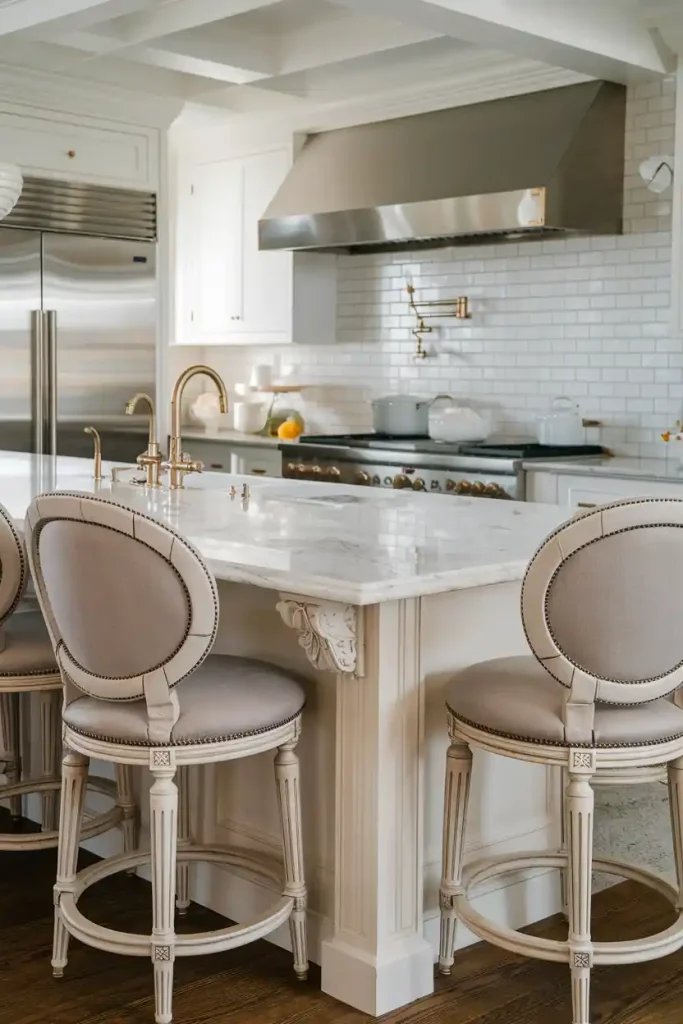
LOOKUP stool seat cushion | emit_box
[446,655,683,747]
[63,655,306,746]
[0,610,58,679]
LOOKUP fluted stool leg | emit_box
[438,739,473,975]
[150,764,178,1024]
[0,692,21,818]
[559,766,570,920]
[40,691,61,832]
[53,749,89,977]
[115,764,138,865]
[175,765,191,916]
[566,767,595,1024]
[275,737,308,980]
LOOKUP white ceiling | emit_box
[0,0,680,116]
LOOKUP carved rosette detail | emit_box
[276,596,362,675]
[573,951,590,969]
[439,891,455,911]
[153,945,171,961]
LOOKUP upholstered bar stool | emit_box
[26,492,308,1024]
[0,501,127,848]
[438,498,683,1024]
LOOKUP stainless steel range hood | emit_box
[259,81,626,254]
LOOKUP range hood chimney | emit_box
[259,81,626,254]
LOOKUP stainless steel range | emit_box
[280,435,603,500]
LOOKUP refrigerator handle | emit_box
[45,310,57,455]
[30,310,45,455]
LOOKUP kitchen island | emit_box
[2,451,569,1015]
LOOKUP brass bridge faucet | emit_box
[125,392,162,487]
[164,365,228,489]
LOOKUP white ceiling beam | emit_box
[5,0,161,37]
[334,0,675,81]
[53,22,276,82]
[116,40,271,83]
[101,0,281,46]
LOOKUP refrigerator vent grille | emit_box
[4,176,157,240]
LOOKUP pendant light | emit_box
[0,164,23,219]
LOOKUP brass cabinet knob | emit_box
[392,474,412,489]
[412,478,426,491]
[67,149,76,159]
[355,470,371,485]
[456,480,472,494]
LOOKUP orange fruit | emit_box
[277,418,303,440]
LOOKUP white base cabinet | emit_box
[175,146,336,347]
[528,470,683,508]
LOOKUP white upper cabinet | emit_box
[0,107,158,190]
[175,146,336,346]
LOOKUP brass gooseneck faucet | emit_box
[165,365,228,489]
[84,426,102,481]
[125,392,162,487]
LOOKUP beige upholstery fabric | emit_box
[446,655,683,746]
[63,655,306,746]
[0,611,58,678]
[546,527,683,683]
[38,519,190,680]
[0,502,27,627]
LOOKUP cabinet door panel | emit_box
[240,149,291,335]
[191,159,243,336]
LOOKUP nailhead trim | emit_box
[65,708,304,747]
[28,492,220,700]
[522,498,683,704]
[447,705,683,749]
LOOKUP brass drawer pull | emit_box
[577,501,597,508]
[250,468,267,475]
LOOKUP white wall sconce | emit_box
[639,154,674,194]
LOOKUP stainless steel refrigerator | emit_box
[0,177,157,463]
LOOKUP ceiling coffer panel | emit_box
[259,81,626,254]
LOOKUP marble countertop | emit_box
[522,455,683,483]
[182,427,283,448]
[1,450,567,605]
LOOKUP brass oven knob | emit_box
[392,474,412,489]
[456,481,472,494]
[296,463,307,474]
[310,465,322,475]
[326,466,341,479]
[412,478,426,491]
[355,470,371,485]
[471,481,485,495]
[287,462,296,472]
[484,483,501,497]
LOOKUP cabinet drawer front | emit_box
[558,473,683,508]
[0,112,152,188]
[230,448,281,477]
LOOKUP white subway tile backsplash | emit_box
[189,78,679,457]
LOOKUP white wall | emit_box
[175,77,679,456]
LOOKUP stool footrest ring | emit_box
[452,851,683,967]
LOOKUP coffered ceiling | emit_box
[0,0,680,115]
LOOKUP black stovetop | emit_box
[296,433,603,460]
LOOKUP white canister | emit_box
[233,401,266,434]
[249,364,272,390]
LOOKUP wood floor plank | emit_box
[0,814,681,1024]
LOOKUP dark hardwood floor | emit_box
[0,822,681,1024]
